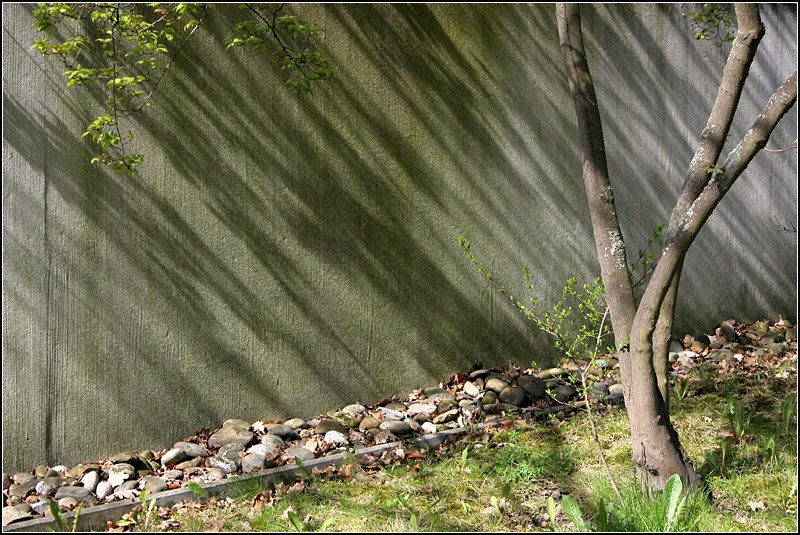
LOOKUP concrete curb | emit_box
[3,422,496,532]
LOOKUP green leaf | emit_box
[597,498,608,532]
[662,473,686,531]
[48,499,66,531]
[561,495,589,532]
[547,496,557,530]
[286,510,305,532]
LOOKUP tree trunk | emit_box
[556,2,797,492]
[555,3,637,345]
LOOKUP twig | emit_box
[585,307,621,498]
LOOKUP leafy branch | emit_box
[684,3,736,47]
[226,3,338,95]
[31,2,336,173]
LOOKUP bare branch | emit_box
[668,4,765,231]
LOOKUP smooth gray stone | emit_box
[241,453,266,474]
[3,506,33,526]
[285,446,316,462]
[53,485,94,502]
[314,419,346,434]
[378,421,413,435]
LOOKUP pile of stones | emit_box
[3,318,795,527]
[2,366,622,526]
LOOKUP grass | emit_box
[135,356,796,532]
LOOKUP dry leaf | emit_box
[748,500,766,511]
[287,480,307,494]
[204,517,225,532]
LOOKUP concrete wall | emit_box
[3,3,796,472]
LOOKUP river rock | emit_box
[80,471,100,493]
[324,430,348,445]
[141,476,168,494]
[107,463,136,487]
[174,458,204,470]
[108,452,138,465]
[241,453,266,474]
[267,424,300,441]
[53,486,94,503]
[209,457,237,474]
[95,481,113,500]
[261,433,286,448]
[217,443,245,464]
[426,391,455,403]
[284,418,307,429]
[437,399,458,414]
[359,416,381,431]
[432,409,459,424]
[12,473,35,485]
[463,381,481,398]
[499,386,528,406]
[421,422,438,434]
[30,501,50,515]
[175,441,210,458]
[3,506,33,526]
[373,430,397,444]
[485,377,509,393]
[552,385,578,403]
[208,427,255,449]
[538,367,566,380]
[66,463,101,479]
[313,419,345,435]
[593,382,610,396]
[342,404,366,415]
[608,383,624,395]
[161,448,191,468]
[162,470,183,481]
[378,407,405,421]
[718,322,737,342]
[222,418,252,431]
[407,403,437,416]
[379,421,413,435]
[481,391,498,406]
[285,446,316,462]
[518,375,545,398]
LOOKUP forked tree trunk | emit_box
[556,2,797,491]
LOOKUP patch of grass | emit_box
[493,443,575,484]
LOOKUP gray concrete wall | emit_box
[3,3,796,472]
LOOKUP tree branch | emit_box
[636,71,797,340]
[667,4,764,230]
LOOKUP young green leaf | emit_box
[561,495,589,532]
[662,473,686,532]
